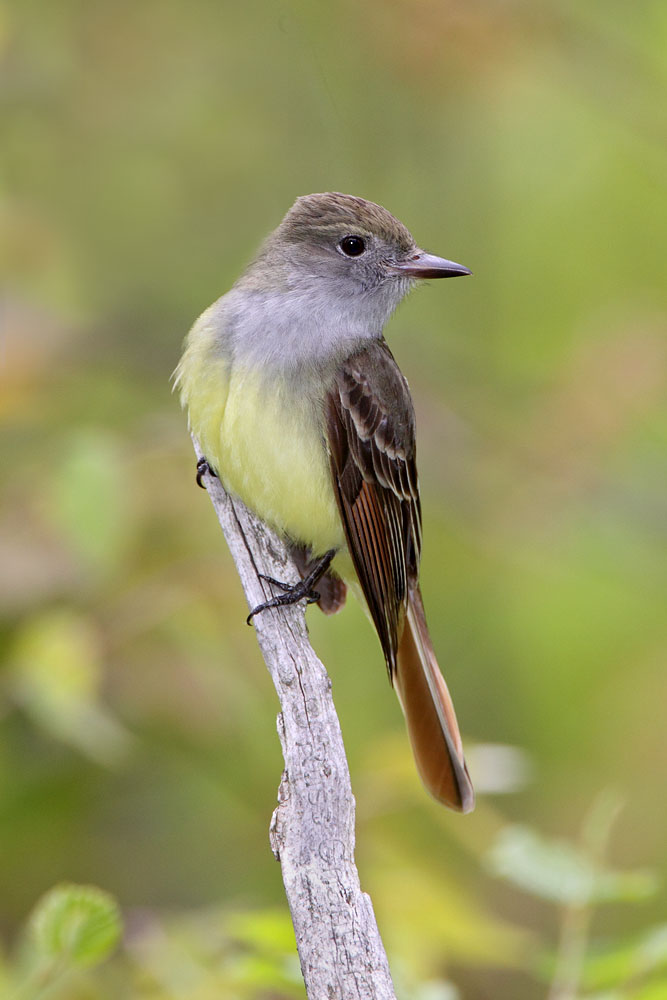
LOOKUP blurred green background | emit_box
[2,1,666,997]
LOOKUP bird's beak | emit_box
[389,251,472,279]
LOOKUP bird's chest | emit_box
[217,368,344,554]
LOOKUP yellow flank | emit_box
[177,322,344,557]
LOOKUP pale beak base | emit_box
[390,252,472,279]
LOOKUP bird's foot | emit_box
[196,457,217,489]
[246,579,321,625]
[246,549,336,626]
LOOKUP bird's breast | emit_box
[208,365,344,555]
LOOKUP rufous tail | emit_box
[394,585,474,812]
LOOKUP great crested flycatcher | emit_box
[176,192,474,812]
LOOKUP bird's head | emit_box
[252,192,470,322]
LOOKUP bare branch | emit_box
[192,438,396,1000]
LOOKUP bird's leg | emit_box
[246,549,337,625]
[196,456,217,489]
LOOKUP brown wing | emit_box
[326,339,422,677]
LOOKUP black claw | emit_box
[196,457,217,489]
[246,550,336,626]
[246,604,267,626]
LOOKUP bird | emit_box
[175,192,474,812]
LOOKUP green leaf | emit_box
[595,870,659,905]
[487,825,595,905]
[584,924,667,990]
[487,826,657,906]
[8,609,131,764]
[637,926,667,973]
[224,908,297,956]
[50,429,129,576]
[28,883,122,969]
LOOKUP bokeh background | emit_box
[2,1,666,997]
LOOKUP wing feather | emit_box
[327,340,421,675]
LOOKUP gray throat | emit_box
[212,275,412,377]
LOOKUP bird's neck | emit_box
[224,283,393,374]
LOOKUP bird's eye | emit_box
[339,235,366,257]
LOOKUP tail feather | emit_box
[394,585,474,812]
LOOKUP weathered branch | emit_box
[192,438,396,1000]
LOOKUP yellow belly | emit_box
[186,358,344,555]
